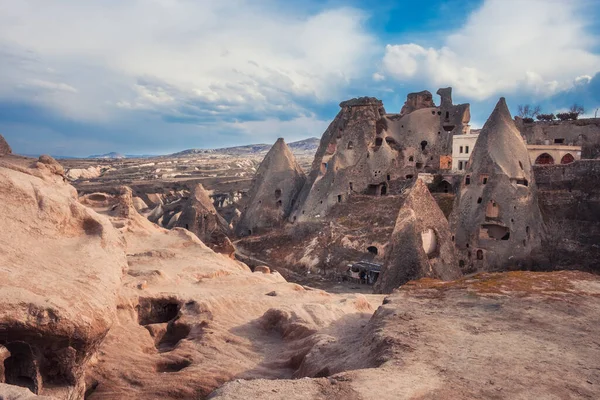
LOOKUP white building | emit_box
[451,132,479,173]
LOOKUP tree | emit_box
[569,103,585,115]
[517,104,541,119]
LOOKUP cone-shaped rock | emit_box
[235,138,306,236]
[450,98,543,271]
[375,179,461,294]
[0,134,11,155]
[177,184,235,257]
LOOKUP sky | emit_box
[0,0,599,157]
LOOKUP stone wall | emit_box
[534,160,600,270]
[516,118,600,158]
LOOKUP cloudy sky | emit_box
[1,0,599,156]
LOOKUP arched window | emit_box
[476,249,483,260]
[561,153,574,164]
[535,153,554,165]
[420,141,428,151]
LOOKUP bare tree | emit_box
[517,104,541,119]
[569,103,585,115]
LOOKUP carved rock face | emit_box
[0,159,126,398]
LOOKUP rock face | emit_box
[0,156,125,398]
[450,98,543,271]
[0,134,11,155]
[235,138,306,236]
[176,184,235,257]
[375,179,461,294]
[210,271,600,400]
[290,90,470,223]
[399,90,435,116]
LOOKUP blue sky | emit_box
[0,0,599,157]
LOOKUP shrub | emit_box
[536,113,555,121]
[523,117,534,123]
[556,112,580,121]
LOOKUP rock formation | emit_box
[450,98,543,271]
[290,90,470,223]
[176,184,235,257]
[0,156,125,398]
[235,138,306,236]
[399,90,435,116]
[375,179,461,293]
[0,134,11,156]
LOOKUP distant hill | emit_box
[87,152,125,159]
[169,137,320,157]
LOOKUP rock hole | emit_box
[155,359,192,373]
[156,322,191,353]
[347,141,354,149]
[3,342,40,394]
[137,298,181,326]
[82,218,103,236]
[366,246,378,255]
[420,141,428,151]
[274,189,282,199]
[85,380,100,399]
[337,195,342,203]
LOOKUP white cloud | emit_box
[380,0,600,100]
[0,1,376,122]
[372,72,385,82]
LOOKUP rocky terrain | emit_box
[2,85,600,400]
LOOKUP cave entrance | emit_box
[420,141,428,151]
[367,246,378,255]
[3,342,40,394]
[381,184,388,196]
[479,224,510,241]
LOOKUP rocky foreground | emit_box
[0,153,599,399]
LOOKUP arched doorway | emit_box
[560,153,574,164]
[535,153,554,165]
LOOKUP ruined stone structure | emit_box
[290,88,470,222]
[516,117,600,159]
[534,160,600,270]
[175,184,235,257]
[235,138,306,236]
[0,134,11,156]
[376,179,461,294]
[399,90,435,116]
[450,98,543,271]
